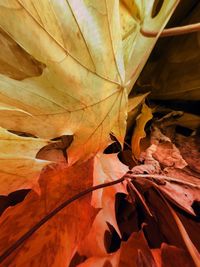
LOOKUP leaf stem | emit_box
[0,172,199,263]
[126,178,153,216]
[141,22,200,38]
[127,173,200,189]
[0,177,125,263]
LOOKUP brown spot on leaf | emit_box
[0,28,45,80]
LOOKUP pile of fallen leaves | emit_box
[0,1,199,266]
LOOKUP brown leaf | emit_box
[175,135,200,173]
[160,167,200,215]
[77,251,120,267]
[0,28,45,80]
[152,244,196,267]
[119,231,157,267]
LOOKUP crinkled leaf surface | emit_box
[176,134,200,173]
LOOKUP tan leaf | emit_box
[121,0,180,93]
[0,0,179,165]
[0,127,50,195]
[0,28,45,80]
[0,0,127,165]
[127,92,150,132]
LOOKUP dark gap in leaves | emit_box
[152,112,165,120]
[129,182,165,248]
[69,252,87,267]
[152,100,200,115]
[126,120,136,140]
[0,189,30,216]
[144,119,153,134]
[103,142,121,154]
[8,130,37,138]
[166,0,199,29]
[151,0,164,18]
[175,126,193,137]
[163,200,200,251]
[142,221,165,249]
[192,201,200,217]
[103,133,122,154]
[169,200,200,222]
[110,133,120,143]
[115,193,141,241]
[127,182,147,222]
[104,222,121,253]
[115,187,165,249]
[118,150,135,169]
[143,188,192,249]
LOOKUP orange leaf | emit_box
[78,153,128,257]
[0,159,98,267]
[119,231,156,267]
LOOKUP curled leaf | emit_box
[131,103,153,159]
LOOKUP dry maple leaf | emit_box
[0,0,128,166]
[78,153,128,257]
[0,0,179,167]
[0,159,98,267]
[0,127,50,195]
[0,1,187,267]
[131,127,200,215]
